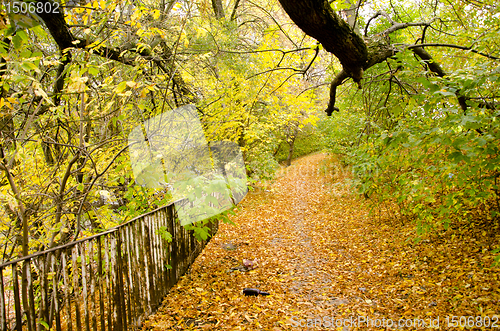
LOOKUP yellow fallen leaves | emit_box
[143,153,500,330]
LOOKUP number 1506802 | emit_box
[5,1,60,15]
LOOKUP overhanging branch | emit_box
[406,43,500,60]
[278,0,368,83]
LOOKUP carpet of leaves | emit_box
[143,153,500,330]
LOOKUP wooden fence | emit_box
[0,201,217,331]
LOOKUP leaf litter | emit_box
[143,153,500,330]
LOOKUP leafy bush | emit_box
[246,143,280,181]
[335,63,500,239]
[318,110,366,158]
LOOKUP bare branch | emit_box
[0,162,28,256]
[230,0,242,21]
[218,47,313,55]
[382,21,433,36]
[302,45,320,75]
[248,0,299,48]
[405,43,500,60]
[326,70,349,115]
[364,11,383,36]
[246,46,320,79]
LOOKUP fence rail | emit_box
[0,201,217,331]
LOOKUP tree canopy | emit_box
[0,0,499,262]
[0,0,323,260]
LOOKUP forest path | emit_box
[143,153,500,330]
[144,153,375,330]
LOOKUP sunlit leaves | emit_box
[66,74,89,93]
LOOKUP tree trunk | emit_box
[285,124,299,167]
[343,0,361,34]
[212,0,225,20]
[286,138,295,167]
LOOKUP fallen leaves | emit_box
[143,153,500,330]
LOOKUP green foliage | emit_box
[494,248,500,266]
[328,61,500,241]
[183,218,213,241]
[38,320,49,330]
[157,226,173,243]
[318,111,366,158]
[246,143,280,180]
[315,0,500,265]
[275,124,324,162]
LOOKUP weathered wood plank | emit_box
[97,238,105,331]
[134,221,145,318]
[21,261,30,331]
[39,256,49,331]
[141,220,152,316]
[51,254,62,331]
[0,267,6,331]
[72,246,81,331]
[80,243,90,331]
[61,251,72,331]
[123,225,134,327]
[104,237,112,331]
[115,233,127,330]
[11,265,21,331]
[89,241,96,331]
[109,236,120,331]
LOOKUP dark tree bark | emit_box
[286,131,297,167]
[230,0,242,21]
[212,0,226,20]
[37,0,76,50]
[277,0,368,83]
[410,46,486,135]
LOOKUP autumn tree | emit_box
[0,0,201,259]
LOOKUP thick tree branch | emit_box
[77,39,136,65]
[382,21,434,36]
[410,46,470,112]
[326,41,397,114]
[37,1,136,64]
[364,11,393,36]
[53,50,72,105]
[326,70,348,115]
[278,0,368,83]
[35,0,195,102]
[411,46,488,133]
[37,0,75,50]
[410,46,446,77]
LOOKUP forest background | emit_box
[0,0,499,267]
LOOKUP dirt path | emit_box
[144,153,500,330]
[144,153,365,330]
